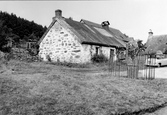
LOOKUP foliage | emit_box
[0,21,11,52]
[48,61,90,68]
[91,54,108,63]
[136,40,146,55]
[128,39,146,60]
[0,11,47,52]
[46,55,52,62]
[0,11,47,39]
[1,61,167,115]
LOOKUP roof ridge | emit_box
[81,19,121,30]
[38,16,127,48]
[152,34,167,37]
[80,19,102,28]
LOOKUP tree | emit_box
[135,40,146,55]
[127,39,146,60]
[0,11,46,42]
[0,21,10,52]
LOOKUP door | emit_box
[110,49,114,61]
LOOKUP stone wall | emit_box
[39,21,85,63]
[82,44,116,62]
[39,21,116,63]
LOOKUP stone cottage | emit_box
[38,9,129,63]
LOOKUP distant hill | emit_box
[0,11,47,52]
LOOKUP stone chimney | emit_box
[101,21,110,29]
[55,9,62,18]
[148,29,153,38]
[52,9,62,21]
[69,17,73,20]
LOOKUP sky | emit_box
[0,0,167,43]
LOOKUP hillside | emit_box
[0,11,47,52]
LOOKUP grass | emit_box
[0,59,167,115]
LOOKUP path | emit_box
[155,67,167,79]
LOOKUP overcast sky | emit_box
[0,0,167,43]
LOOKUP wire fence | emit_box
[109,54,156,80]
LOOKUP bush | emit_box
[4,53,13,61]
[46,55,52,62]
[91,54,108,63]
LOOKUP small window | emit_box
[96,47,99,55]
[110,49,114,59]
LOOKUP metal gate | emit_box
[109,54,155,80]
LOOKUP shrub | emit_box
[91,54,108,63]
[46,55,52,62]
[4,53,13,61]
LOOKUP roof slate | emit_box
[39,17,129,48]
[65,18,127,48]
[81,19,129,42]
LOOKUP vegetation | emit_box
[0,11,47,52]
[128,39,146,60]
[91,54,108,63]
[0,60,167,115]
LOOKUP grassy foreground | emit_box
[0,60,167,115]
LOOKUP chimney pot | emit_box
[148,29,153,37]
[101,21,110,26]
[101,21,110,29]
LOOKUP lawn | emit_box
[0,60,167,115]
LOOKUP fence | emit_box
[109,54,156,80]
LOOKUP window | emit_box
[96,47,99,55]
[84,24,96,33]
[94,27,113,37]
[110,49,114,59]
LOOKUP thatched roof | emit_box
[145,34,167,54]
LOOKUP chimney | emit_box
[55,9,62,18]
[69,17,73,20]
[148,29,153,37]
[53,9,62,21]
[101,21,110,29]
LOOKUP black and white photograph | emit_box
[0,0,167,115]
